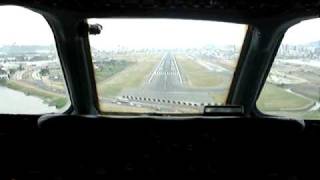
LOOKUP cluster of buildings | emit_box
[277,43,320,59]
[91,44,242,61]
[0,67,9,80]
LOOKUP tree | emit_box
[18,64,24,71]
[39,68,50,76]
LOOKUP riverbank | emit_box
[0,80,67,109]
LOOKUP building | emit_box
[0,69,9,80]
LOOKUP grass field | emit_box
[42,77,66,91]
[100,103,200,114]
[97,60,157,98]
[110,53,163,62]
[100,103,152,113]
[209,91,228,104]
[95,60,132,82]
[299,111,320,120]
[176,56,227,88]
[257,83,313,112]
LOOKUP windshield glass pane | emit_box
[0,6,70,114]
[257,18,320,119]
[88,19,247,114]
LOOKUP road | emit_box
[10,64,66,94]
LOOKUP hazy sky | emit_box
[282,18,320,45]
[0,5,320,48]
[88,18,248,49]
[0,6,55,45]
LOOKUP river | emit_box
[0,86,57,114]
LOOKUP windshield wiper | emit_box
[203,105,244,116]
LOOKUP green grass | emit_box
[210,91,228,104]
[95,60,132,82]
[49,97,68,109]
[300,111,320,120]
[100,103,152,113]
[259,110,320,120]
[97,60,157,97]
[257,83,313,111]
[176,57,226,87]
[4,80,68,109]
[175,55,233,104]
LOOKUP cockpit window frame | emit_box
[0,3,317,117]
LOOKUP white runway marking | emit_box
[147,54,166,83]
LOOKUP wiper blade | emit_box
[203,105,244,116]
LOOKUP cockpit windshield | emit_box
[88,19,247,113]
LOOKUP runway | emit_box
[147,53,183,91]
[117,53,218,112]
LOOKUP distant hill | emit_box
[306,41,320,48]
[281,40,320,49]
